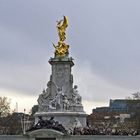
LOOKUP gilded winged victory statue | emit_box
[53,16,69,58]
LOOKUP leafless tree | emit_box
[132,92,140,100]
[0,97,11,117]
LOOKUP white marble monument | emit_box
[35,16,87,129]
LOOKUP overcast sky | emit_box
[0,0,140,114]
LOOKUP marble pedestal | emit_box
[36,57,87,130]
[35,111,87,130]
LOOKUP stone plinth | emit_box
[35,56,87,129]
[35,111,87,129]
[49,57,74,99]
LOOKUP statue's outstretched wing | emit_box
[62,16,68,29]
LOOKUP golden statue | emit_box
[53,16,69,58]
[57,16,68,42]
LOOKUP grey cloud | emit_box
[0,0,140,103]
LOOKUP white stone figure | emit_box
[37,81,52,110]
[38,89,46,106]
[62,95,70,110]
[73,117,82,127]
[72,85,82,104]
[68,117,82,130]
[50,88,64,110]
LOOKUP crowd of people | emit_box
[27,116,140,136]
[71,126,139,136]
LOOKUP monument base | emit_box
[34,111,87,130]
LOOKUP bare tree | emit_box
[132,92,140,100]
[0,97,11,117]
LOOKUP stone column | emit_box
[49,57,74,99]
